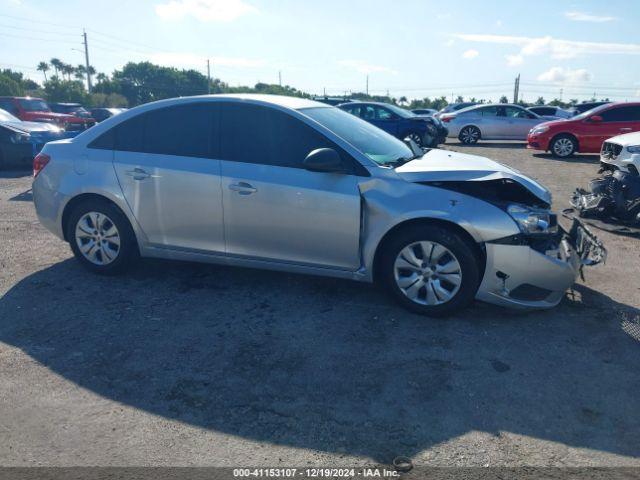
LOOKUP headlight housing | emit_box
[530,126,549,135]
[627,145,640,153]
[507,204,558,235]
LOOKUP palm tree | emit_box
[398,96,408,106]
[75,64,86,81]
[37,61,49,82]
[96,72,107,84]
[50,58,63,77]
[62,63,74,81]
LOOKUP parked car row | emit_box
[0,98,127,168]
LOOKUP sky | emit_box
[1,0,640,103]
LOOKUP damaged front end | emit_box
[571,170,640,225]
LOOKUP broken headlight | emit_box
[507,204,558,235]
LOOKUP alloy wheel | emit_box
[406,132,423,146]
[393,241,462,305]
[553,138,574,157]
[460,127,479,144]
[75,211,121,266]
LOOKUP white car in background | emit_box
[600,131,640,175]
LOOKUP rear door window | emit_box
[600,106,640,122]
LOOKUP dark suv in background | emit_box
[338,101,447,148]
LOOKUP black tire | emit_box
[65,198,138,275]
[379,225,480,317]
[405,131,424,148]
[550,134,577,158]
[458,125,481,145]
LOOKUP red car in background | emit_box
[0,97,96,132]
[527,102,640,158]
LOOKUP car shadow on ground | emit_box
[532,153,600,165]
[9,188,32,202]
[0,258,639,463]
[445,141,528,150]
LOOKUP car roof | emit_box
[52,102,82,106]
[339,101,392,107]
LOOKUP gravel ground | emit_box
[0,142,639,468]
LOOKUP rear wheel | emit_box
[550,134,577,158]
[459,126,480,145]
[66,199,138,274]
[380,225,480,317]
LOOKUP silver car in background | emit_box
[32,95,604,316]
[442,103,547,144]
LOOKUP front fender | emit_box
[358,178,520,280]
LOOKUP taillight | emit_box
[33,153,50,177]
[442,116,453,123]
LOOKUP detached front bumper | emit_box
[476,219,606,309]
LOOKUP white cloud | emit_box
[505,54,523,66]
[150,52,265,68]
[537,67,592,84]
[454,33,640,60]
[338,60,397,75]
[565,11,616,22]
[462,49,479,59]
[155,0,257,22]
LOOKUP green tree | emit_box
[535,96,546,105]
[37,61,49,82]
[499,95,509,103]
[44,77,88,103]
[455,95,464,103]
[61,64,74,81]
[0,73,24,96]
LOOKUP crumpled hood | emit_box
[395,148,552,204]
[606,130,640,147]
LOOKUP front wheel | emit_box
[380,225,480,317]
[458,126,480,145]
[550,134,577,158]
[405,131,424,148]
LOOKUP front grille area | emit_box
[601,141,623,160]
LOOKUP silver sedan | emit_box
[32,95,604,316]
[443,104,548,144]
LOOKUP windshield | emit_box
[301,106,414,166]
[384,104,415,119]
[18,99,51,112]
[571,104,610,120]
[0,108,20,122]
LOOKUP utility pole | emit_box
[323,87,326,97]
[82,29,92,93]
[207,59,211,94]
[278,70,282,87]
[560,88,563,102]
[366,75,369,96]
[513,74,520,103]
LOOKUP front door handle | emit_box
[620,128,633,133]
[229,182,257,195]
[125,167,151,181]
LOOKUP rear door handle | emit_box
[229,182,257,195]
[125,167,151,181]
[620,128,633,132]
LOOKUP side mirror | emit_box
[589,115,603,123]
[303,148,346,173]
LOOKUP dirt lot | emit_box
[0,141,639,468]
